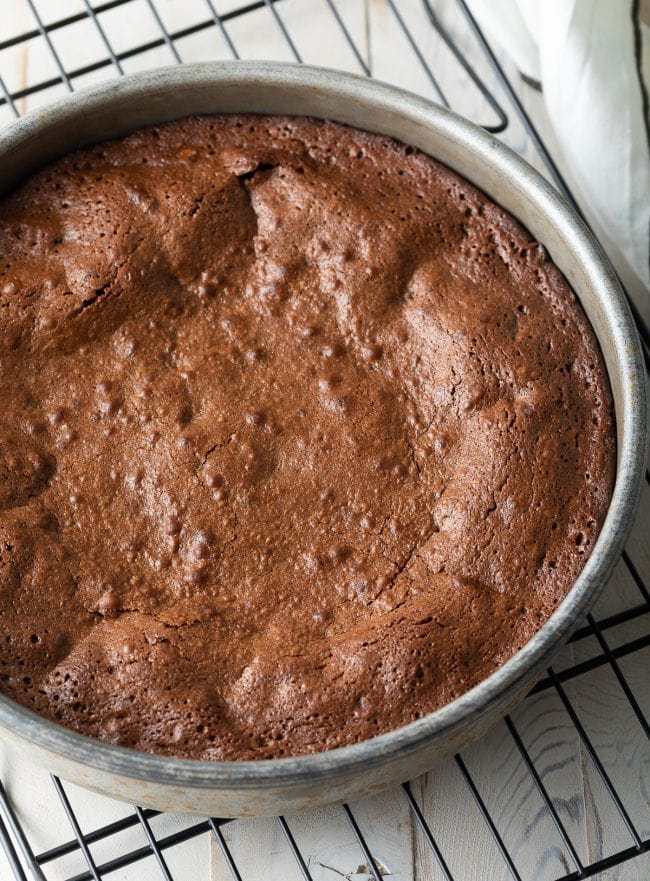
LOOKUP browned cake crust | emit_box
[0,115,614,759]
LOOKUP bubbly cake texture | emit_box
[0,116,614,759]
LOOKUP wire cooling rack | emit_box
[0,2,648,879]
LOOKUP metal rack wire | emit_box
[0,1,648,879]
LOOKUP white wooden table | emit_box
[0,2,648,879]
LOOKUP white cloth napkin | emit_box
[467,0,650,319]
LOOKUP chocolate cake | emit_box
[0,115,614,759]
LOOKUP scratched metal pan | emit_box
[0,63,646,817]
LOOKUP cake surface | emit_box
[0,115,614,759]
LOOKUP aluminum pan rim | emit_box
[0,61,645,790]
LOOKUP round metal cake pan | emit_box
[0,62,646,817]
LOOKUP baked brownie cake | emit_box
[0,116,614,759]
